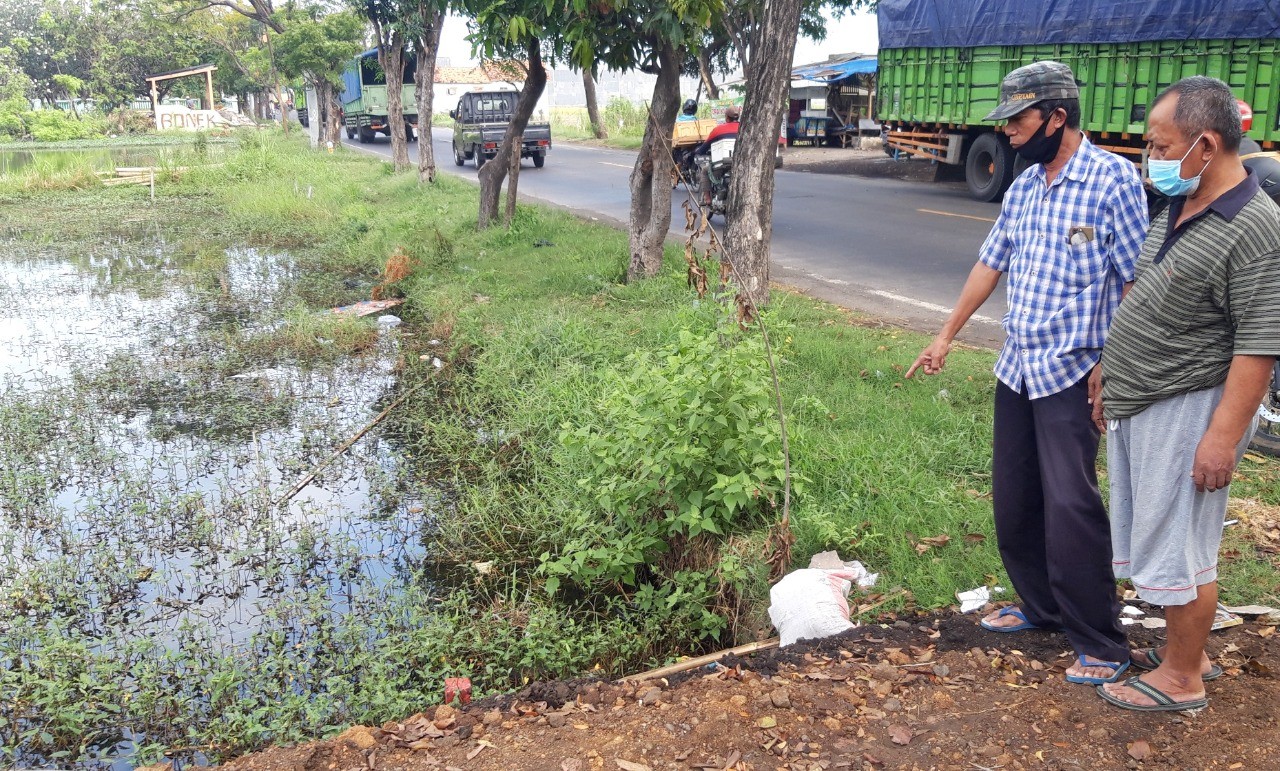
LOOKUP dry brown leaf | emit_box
[964,533,986,543]
[1259,626,1276,639]
[1127,740,1153,761]
[888,724,913,745]
[466,744,485,761]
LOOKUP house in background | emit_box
[789,52,879,146]
[434,61,554,119]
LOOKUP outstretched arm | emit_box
[906,262,1002,378]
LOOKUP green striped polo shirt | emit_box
[1102,171,1280,419]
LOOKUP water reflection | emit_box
[0,226,428,767]
[0,143,230,176]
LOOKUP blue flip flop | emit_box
[1065,655,1131,685]
[979,606,1038,633]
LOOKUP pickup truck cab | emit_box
[450,90,552,169]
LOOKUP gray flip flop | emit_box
[1131,647,1224,681]
[1097,676,1208,712]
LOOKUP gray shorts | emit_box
[1106,385,1257,606]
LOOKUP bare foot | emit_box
[980,606,1032,630]
[1099,669,1205,708]
[1066,655,1127,683]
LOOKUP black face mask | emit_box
[1014,112,1064,165]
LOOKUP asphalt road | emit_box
[347,128,1009,346]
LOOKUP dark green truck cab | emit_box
[450,91,551,169]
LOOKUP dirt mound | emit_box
[221,610,1280,771]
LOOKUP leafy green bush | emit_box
[24,109,108,142]
[601,97,648,136]
[0,97,27,140]
[543,300,786,638]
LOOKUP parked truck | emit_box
[340,49,418,143]
[450,90,552,169]
[876,0,1280,200]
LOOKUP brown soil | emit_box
[221,609,1280,771]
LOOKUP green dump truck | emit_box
[876,0,1280,200]
[340,48,418,143]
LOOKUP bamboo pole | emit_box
[622,638,780,683]
[273,383,423,507]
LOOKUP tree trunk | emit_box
[723,0,802,309]
[696,51,720,100]
[413,8,446,183]
[583,68,606,139]
[375,19,410,171]
[626,43,681,282]
[477,39,547,229]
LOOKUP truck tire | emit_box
[474,147,486,169]
[533,153,545,168]
[358,126,376,144]
[346,127,356,140]
[453,144,466,166]
[965,132,1015,202]
[405,127,416,142]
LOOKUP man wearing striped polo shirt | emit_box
[1097,76,1280,712]
[907,61,1148,685]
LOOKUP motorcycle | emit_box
[692,138,735,219]
[1242,151,1280,456]
[1252,361,1280,457]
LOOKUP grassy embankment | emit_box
[1,132,1275,767]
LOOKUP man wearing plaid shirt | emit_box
[907,62,1149,684]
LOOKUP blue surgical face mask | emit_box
[1148,134,1211,197]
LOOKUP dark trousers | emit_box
[993,377,1127,663]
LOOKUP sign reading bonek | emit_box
[155,105,224,131]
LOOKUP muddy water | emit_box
[0,226,424,765]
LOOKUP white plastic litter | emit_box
[1121,605,1145,617]
[956,585,1005,614]
[769,568,865,647]
[1121,617,1167,629]
[376,315,402,328]
[1222,604,1280,616]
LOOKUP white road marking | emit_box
[868,289,999,324]
[599,161,633,169]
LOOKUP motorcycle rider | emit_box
[694,105,740,206]
[677,99,699,122]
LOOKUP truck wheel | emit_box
[475,148,486,169]
[358,126,376,144]
[346,127,356,140]
[533,153,545,168]
[965,132,1015,202]
[405,127,416,142]
[453,144,465,167]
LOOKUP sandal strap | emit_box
[1123,676,1176,706]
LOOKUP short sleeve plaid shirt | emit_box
[979,137,1148,399]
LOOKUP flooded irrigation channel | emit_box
[0,223,432,766]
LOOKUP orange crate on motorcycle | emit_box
[672,119,717,147]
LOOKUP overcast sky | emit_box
[434,10,880,70]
